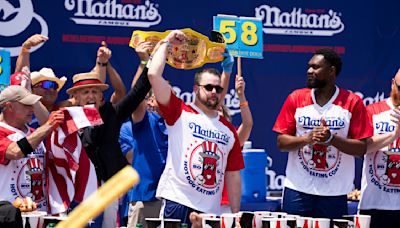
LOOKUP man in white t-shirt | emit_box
[0,86,63,212]
[359,69,400,227]
[147,30,244,224]
[273,48,373,219]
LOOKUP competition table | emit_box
[240,197,359,215]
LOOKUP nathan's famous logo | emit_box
[300,143,340,175]
[184,140,224,195]
[189,122,230,145]
[297,116,345,130]
[64,0,161,27]
[0,0,48,57]
[255,4,344,36]
[173,86,241,116]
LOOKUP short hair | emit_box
[194,68,221,85]
[314,48,342,76]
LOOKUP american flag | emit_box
[46,106,103,214]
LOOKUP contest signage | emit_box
[0,49,10,91]
[213,14,263,59]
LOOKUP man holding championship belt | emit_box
[147,30,244,224]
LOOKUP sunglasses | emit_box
[34,80,59,90]
[198,84,224,94]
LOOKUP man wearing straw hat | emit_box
[66,66,150,227]
[147,30,244,223]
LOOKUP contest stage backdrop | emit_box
[1,0,399,192]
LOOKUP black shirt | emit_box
[81,67,151,181]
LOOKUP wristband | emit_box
[97,62,108,67]
[240,101,249,109]
[322,132,334,144]
[16,137,34,157]
[140,60,148,65]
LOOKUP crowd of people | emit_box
[0,30,398,228]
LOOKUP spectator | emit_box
[119,41,168,227]
[273,48,373,219]
[66,55,151,227]
[0,86,63,212]
[148,30,244,224]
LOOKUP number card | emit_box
[213,14,263,59]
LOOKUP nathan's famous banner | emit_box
[1,0,399,192]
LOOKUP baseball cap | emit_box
[0,86,42,106]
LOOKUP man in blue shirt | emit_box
[119,41,168,227]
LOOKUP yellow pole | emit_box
[56,166,140,228]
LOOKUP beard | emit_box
[390,89,400,106]
[307,77,327,88]
[196,91,219,109]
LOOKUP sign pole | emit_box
[237,56,242,77]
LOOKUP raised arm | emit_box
[148,30,186,106]
[15,34,48,72]
[93,41,110,83]
[131,41,152,123]
[235,75,253,146]
[107,62,126,104]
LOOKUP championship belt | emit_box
[129,28,226,69]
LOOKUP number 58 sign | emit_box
[213,14,263,59]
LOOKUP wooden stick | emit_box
[237,57,242,77]
[56,166,140,228]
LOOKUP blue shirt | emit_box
[119,111,168,201]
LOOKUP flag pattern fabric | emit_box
[46,106,103,214]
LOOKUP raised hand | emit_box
[221,49,234,73]
[20,66,32,91]
[22,34,48,50]
[235,75,246,96]
[97,41,112,64]
[135,41,152,61]
[164,30,186,46]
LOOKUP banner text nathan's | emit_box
[64,0,162,27]
[255,4,344,36]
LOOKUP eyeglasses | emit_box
[33,80,58,90]
[198,84,224,94]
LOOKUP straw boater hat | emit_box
[30,67,67,92]
[66,72,109,95]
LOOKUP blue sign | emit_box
[0,49,11,90]
[213,15,263,59]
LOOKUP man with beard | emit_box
[358,69,400,228]
[147,30,244,223]
[273,48,373,219]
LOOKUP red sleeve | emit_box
[0,137,12,165]
[225,122,245,171]
[348,97,374,140]
[157,90,184,126]
[272,93,297,135]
